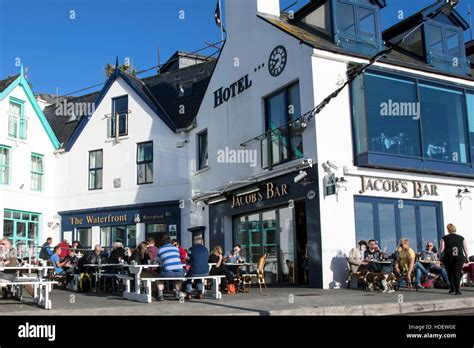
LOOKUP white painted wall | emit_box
[0,83,61,248]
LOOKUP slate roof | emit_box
[0,75,19,93]
[41,56,216,149]
[42,92,99,147]
[258,8,474,81]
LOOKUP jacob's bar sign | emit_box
[231,182,289,208]
[359,176,438,198]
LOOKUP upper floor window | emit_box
[89,150,103,190]
[425,23,468,75]
[177,82,194,98]
[109,96,128,138]
[0,145,10,185]
[197,130,208,171]
[137,142,153,185]
[8,99,27,140]
[30,153,44,191]
[334,0,382,55]
[352,70,474,176]
[263,83,303,168]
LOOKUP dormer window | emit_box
[425,23,467,74]
[295,0,383,56]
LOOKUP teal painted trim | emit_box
[0,144,11,186]
[0,74,60,149]
[31,152,44,192]
[3,209,42,255]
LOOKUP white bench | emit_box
[0,280,57,310]
[122,265,225,303]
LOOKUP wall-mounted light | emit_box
[294,170,308,183]
[456,187,471,210]
[335,177,348,202]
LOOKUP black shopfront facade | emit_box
[207,167,323,288]
[59,201,181,249]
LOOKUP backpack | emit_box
[79,273,91,293]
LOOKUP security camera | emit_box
[326,161,339,171]
[294,170,308,183]
[302,159,313,167]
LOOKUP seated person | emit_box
[0,238,19,298]
[108,242,126,265]
[462,256,474,285]
[395,238,431,289]
[366,239,389,273]
[420,242,450,288]
[348,240,369,274]
[209,246,234,293]
[185,237,209,300]
[51,246,67,275]
[156,235,184,301]
[77,245,107,273]
[61,250,78,268]
[225,244,246,283]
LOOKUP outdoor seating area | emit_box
[0,235,267,310]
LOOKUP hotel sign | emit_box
[359,176,439,199]
[231,182,289,208]
[213,74,252,108]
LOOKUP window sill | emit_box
[6,137,28,144]
[105,136,130,143]
[194,166,210,176]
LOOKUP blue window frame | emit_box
[334,0,382,56]
[424,22,469,75]
[351,69,474,177]
[354,196,443,253]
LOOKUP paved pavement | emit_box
[1,286,474,316]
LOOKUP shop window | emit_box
[8,99,27,140]
[0,145,10,185]
[89,149,103,190]
[109,95,128,138]
[197,130,208,170]
[146,223,167,246]
[2,209,40,258]
[76,228,92,248]
[137,142,153,184]
[30,153,44,191]
[354,197,442,253]
[352,70,474,176]
[264,83,303,168]
[101,225,136,248]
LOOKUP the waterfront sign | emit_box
[359,176,439,198]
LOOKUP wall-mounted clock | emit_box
[268,45,287,77]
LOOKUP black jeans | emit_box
[445,258,464,292]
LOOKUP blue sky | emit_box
[0,0,472,95]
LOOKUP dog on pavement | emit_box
[356,269,398,293]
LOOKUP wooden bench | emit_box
[123,266,225,303]
[0,280,57,310]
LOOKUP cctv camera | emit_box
[302,159,313,167]
[326,161,339,171]
[294,170,308,183]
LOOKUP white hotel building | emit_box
[0,0,473,289]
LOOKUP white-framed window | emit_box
[8,99,27,140]
[108,96,129,138]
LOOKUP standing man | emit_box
[39,237,53,261]
[440,224,469,295]
[185,237,209,300]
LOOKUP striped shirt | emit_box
[157,243,183,272]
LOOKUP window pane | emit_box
[101,227,111,248]
[77,228,92,248]
[9,101,21,115]
[89,169,103,189]
[420,84,468,163]
[301,2,331,34]
[352,75,368,154]
[278,207,295,284]
[354,202,375,243]
[146,163,153,182]
[365,73,421,157]
[3,220,14,238]
[198,132,208,170]
[17,222,26,238]
[288,84,303,159]
[0,147,10,185]
[377,203,397,253]
[137,163,145,184]
[13,212,21,219]
[399,205,417,251]
[419,206,439,251]
[127,226,137,248]
[359,7,376,43]
[337,2,356,37]
[268,91,289,165]
[467,93,474,164]
[144,143,153,161]
[8,115,18,137]
[113,226,126,244]
[119,113,127,135]
[446,30,461,58]
[28,223,38,240]
[427,25,443,54]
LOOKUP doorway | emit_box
[295,201,308,286]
